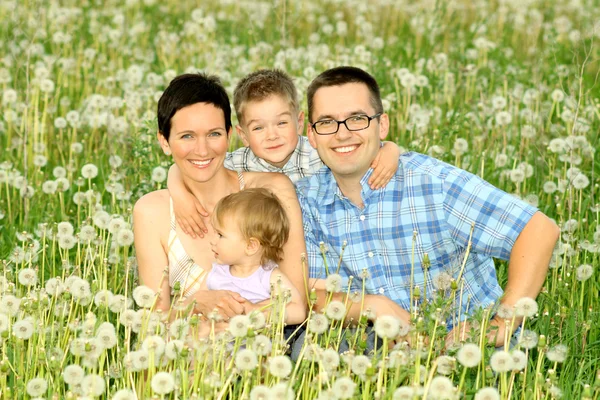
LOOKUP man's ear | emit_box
[296,110,305,135]
[307,124,318,149]
[378,113,390,141]
[157,131,171,155]
[245,237,261,256]
[236,125,250,147]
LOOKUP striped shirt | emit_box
[224,135,323,183]
[296,152,537,329]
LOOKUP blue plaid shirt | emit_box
[296,152,537,329]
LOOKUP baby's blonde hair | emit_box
[213,188,290,265]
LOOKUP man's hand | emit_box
[364,295,411,324]
[193,290,246,319]
[445,316,516,348]
[172,194,209,238]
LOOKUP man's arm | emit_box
[502,211,559,308]
[311,288,411,326]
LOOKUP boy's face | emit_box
[307,83,389,182]
[210,215,249,266]
[237,95,304,168]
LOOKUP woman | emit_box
[133,73,307,320]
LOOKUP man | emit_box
[295,66,559,346]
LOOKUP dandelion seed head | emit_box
[235,348,258,371]
[325,273,343,292]
[165,339,185,360]
[374,315,400,339]
[432,271,453,291]
[132,285,155,308]
[514,297,538,318]
[435,355,456,375]
[511,349,527,371]
[325,300,346,321]
[18,268,38,287]
[228,314,251,338]
[80,373,105,397]
[428,376,455,397]
[392,386,414,400]
[268,355,292,378]
[475,387,500,400]
[151,371,175,395]
[63,364,85,385]
[490,350,513,373]
[26,377,48,397]
[351,354,371,375]
[271,382,295,400]
[546,344,568,363]
[320,348,340,371]
[457,343,482,368]
[308,313,329,334]
[151,166,167,183]
[576,264,593,281]
[332,376,356,399]
[249,385,271,400]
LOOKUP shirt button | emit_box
[368,251,374,258]
[359,215,365,221]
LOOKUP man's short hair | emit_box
[157,73,232,140]
[306,66,383,122]
[213,188,290,266]
[233,69,299,125]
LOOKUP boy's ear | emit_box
[245,237,261,256]
[157,131,171,155]
[236,125,250,147]
[296,111,305,135]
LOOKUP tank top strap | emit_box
[237,170,246,190]
[169,197,176,230]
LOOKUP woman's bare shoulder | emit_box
[133,189,170,216]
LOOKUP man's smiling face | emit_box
[307,82,389,182]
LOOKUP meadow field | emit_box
[0,0,599,398]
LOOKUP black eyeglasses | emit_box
[311,113,382,135]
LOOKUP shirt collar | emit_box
[251,136,303,172]
[316,167,378,207]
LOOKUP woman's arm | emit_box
[251,173,309,308]
[133,191,172,312]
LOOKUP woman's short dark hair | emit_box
[157,73,232,140]
[306,66,383,122]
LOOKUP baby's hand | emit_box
[173,192,209,238]
[369,142,401,189]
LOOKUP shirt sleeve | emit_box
[224,147,250,171]
[441,166,538,260]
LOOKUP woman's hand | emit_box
[193,290,247,319]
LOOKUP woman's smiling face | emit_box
[159,102,231,183]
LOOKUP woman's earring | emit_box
[164,150,171,156]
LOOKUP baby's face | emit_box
[210,216,248,266]
[237,95,303,168]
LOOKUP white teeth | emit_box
[190,160,211,166]
[333,145,358,153]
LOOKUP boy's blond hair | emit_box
[233,69,299,124]
[213,188,290,265]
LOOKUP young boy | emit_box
[204,188,306,325]
[168,69,401,237]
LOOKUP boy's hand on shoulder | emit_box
[369,141,401,190]
[173,194,209,238]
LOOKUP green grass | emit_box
[0,0,599,398]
